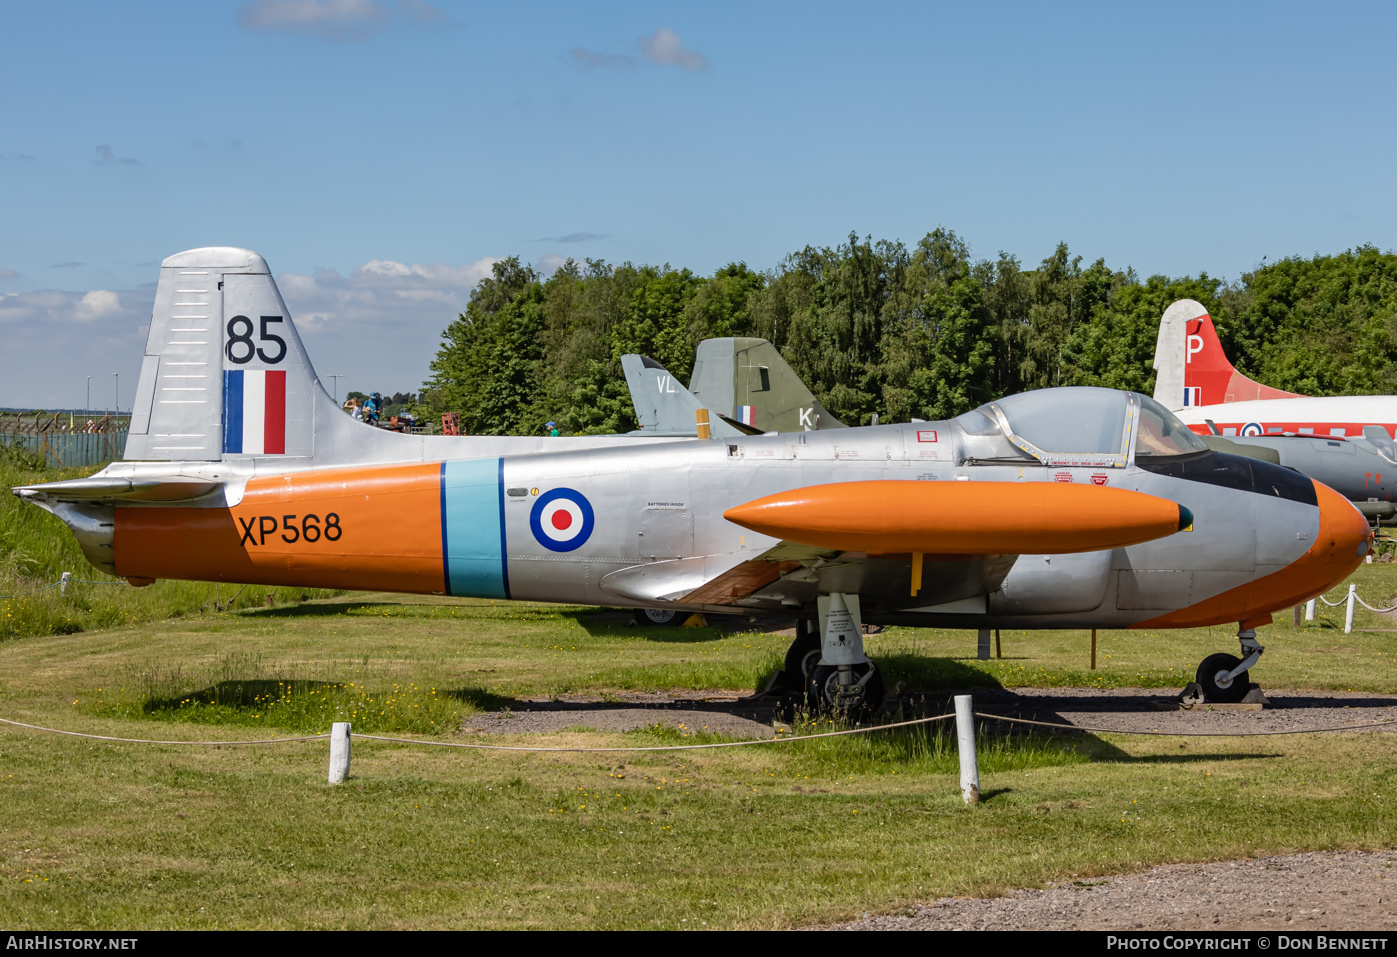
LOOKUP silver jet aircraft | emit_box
[13,249,1371,716]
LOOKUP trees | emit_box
[420,236,1397,434]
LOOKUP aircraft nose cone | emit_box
[1311,479,1372,569]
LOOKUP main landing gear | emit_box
[782,593,886,720]
[1191,625,1266,704]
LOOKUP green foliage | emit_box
[1217,245,1397,396]
[421,235,1397,434]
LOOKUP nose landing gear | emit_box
[801,593,886,720]
[1194,626,1266,704]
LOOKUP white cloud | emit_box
[0,288,147,327]
[278,256,499,330]
[271,256,498,393]
[535,254,571,277]
[0,287,154,407]
[0,255,493,406]
[639,28,707,71]
[238,0,453,40]
[73,290,123,321]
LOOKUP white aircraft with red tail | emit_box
[1153,299,1397,441]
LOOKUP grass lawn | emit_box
[0,569,1395,929]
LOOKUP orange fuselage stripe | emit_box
[115,462,446,593]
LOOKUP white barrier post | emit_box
[1344,584,1357,634]
[954,694,979,805]
[328,722,351,784]
[1305,599,1316,621]
[59,571,71,595]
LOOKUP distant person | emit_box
[364,393,383,425]
[343,397,360,419]
[546,420,559,437]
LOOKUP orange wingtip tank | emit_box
[723,480,1191,555]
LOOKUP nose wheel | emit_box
[1196,652,1249,703]
[1193,626,1265,704]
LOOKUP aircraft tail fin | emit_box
[620,354,741,437]
[1152,299,1303,411]
[124,247,331,462]
[688,337,845,432]
[122,246,465,467]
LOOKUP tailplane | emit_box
[1152,299,1302,411]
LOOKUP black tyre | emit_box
[640,608,685,626]
[806,661,886,721]
[783,626,822,689]
[1196,652,1248,703]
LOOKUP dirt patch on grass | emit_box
[461,690,778,738]
[831,849,1397,930]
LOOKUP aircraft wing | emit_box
[600,478,1194,614]
[599,541,1018,615]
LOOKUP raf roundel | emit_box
[529,488,595,552]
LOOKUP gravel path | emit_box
[963,687,1397,736]
[461,691,777,738]
[459,686,1397,739]
[831,850,1397,930]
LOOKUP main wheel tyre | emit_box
[783,628,822,690]
[806,662,886,721]
[641,608,684,626]
[1197,652,1248,703]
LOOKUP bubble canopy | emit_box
[955,387,1207,460]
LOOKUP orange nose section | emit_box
[1134,479,1371,629]
[1310,479,1374,569]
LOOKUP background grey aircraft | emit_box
[622,337,844,438]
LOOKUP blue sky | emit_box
[3,0,1396,408]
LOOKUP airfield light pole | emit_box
[86,376,91,414]
[112,372,119,416]
[328,374,344,404]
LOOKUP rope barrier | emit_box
[353,712,958,752]
[0,580,63,601]
[0,712,955,753]
[1,706,1395,753]
[975,711,1397,737]
[1354,595,1397,614]
[0,716,328,746]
